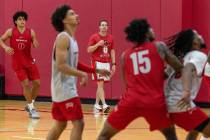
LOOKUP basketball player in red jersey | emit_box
[87,20,115,113]
[0,11,40,119]
[97,19,183,140]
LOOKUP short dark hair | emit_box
[51,5,71,32]
[99,19,108,26]
[124,19,150,44]
[13,11,28,26]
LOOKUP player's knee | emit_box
[72,119,84,130]
[58,122,67,130]
[21,82,30,89]
[78,120,84,129]
[33,80,40,88]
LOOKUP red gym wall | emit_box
[0,0,210,103]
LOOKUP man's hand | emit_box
[80,72,88,86]
[176,90,191,110]
[96,69,111,78]
[97,40,105,46]
[4,46,14,55]
[110,65,116,77]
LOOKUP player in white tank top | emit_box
[51,31,79,102]
[165,29,210,140]
[165,50,207,112]
[47,5,110,140]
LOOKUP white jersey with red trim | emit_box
[165,50,207,112]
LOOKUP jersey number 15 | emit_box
[130,50,151,75]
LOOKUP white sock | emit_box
[200,136,208,140]
[28,103,34,110]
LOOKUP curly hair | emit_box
[166,29,195,59]
[124,19,150,44]
[13,11,28,26]
[51,5,71,32]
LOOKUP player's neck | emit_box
[99,31,107,37]
[65,25,77,38]
[17,26,25,33]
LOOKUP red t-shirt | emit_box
[88,33,114,62]
[10,27,34,70]
[119,42,166,109]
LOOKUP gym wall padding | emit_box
[1,0,210,103]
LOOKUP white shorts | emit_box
[92,61,111,81]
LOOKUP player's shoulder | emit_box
[154,41,167,49]
[6,28,13,34]
[4,28,14,37]
[186,50,207,60]
[55,32,70,42]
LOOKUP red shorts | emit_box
[52,97,83,121]
[91,60,111,82]
[107,104,172,131]
[169,107,209,131]
[14,64,40,81]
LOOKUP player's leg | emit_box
[21,79,39,118]
[28,64,40,103]
[160,125,178,140]
[97,81,106,105]
[70,119,84,140]
[31,79,40,102]
[186,130,199,140]
[97,120,120,140]
[94,80,104,112]
[96,81,110,113]
[47,101,68,140]
[46,120,67,140]
[21,79,32,104]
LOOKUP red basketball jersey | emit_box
[120,42,166,108]
[88,33,114,62]
[10,27,33,70]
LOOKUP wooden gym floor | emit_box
[0,100,209,140]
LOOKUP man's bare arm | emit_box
[155,42,183,72]
[0,28,12,49]
[87,40,104,53]
[31,29,39,48]
[0,28,14,55]
[55,34,86,78]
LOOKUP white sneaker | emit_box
[93,104,102,113]
[29,109,40,119]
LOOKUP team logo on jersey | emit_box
[18,42,26,50]
[65,102,74,109]
[104,40,110,47]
